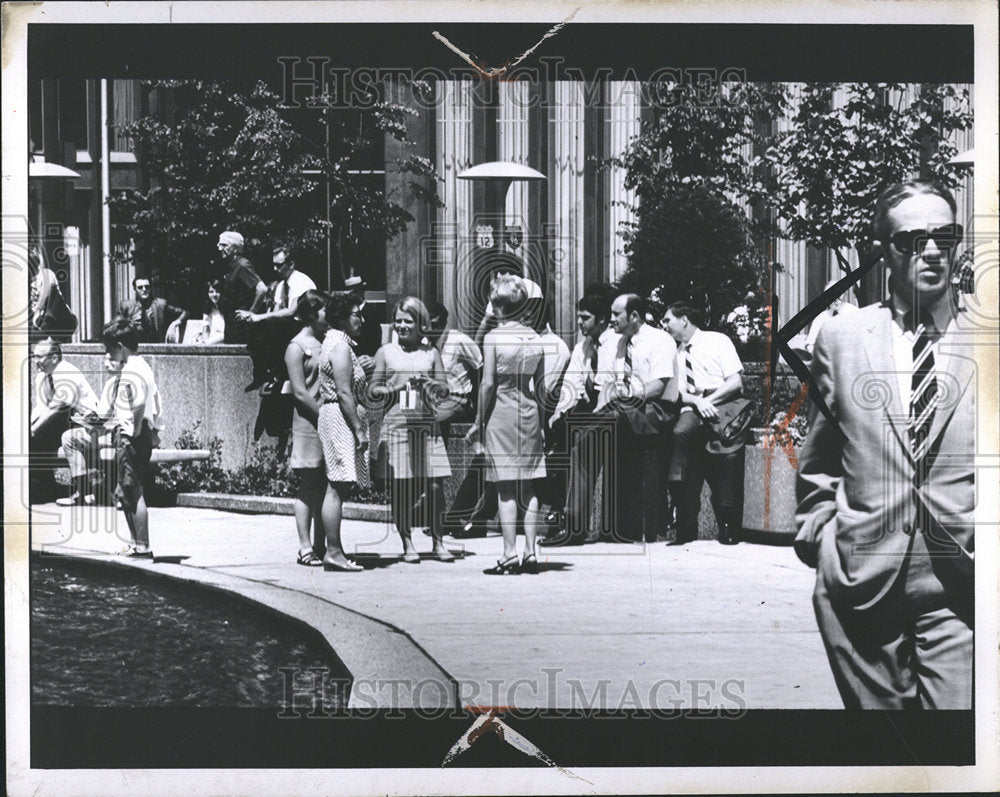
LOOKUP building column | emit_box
[547,82,585,340]
[604,80,641,285]
[434,80,475,333]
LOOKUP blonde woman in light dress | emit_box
[369,296,454,564]
[468,275,546,575]
[316,292,370,572]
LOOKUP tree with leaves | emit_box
[603,80,787,335]
[760,83,973,306]
[110,79,439,306]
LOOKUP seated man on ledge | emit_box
[29,337,99,503]
[663,301,746,546]
[542,293,678,546]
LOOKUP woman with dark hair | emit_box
[285,289,329,566]
[369,296,454,564]
[316,291,370,572]
[193,279,226,345]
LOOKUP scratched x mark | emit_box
[442,707,592,784]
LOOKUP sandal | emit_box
[432,546,456,563]
[323,558,363,572]
[520,553,538,574]
[483,555,520,575]
[122,546,154,559]
[297,550,324,567]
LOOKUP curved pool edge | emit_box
[30,546,459,711]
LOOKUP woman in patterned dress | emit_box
[284,290,328,566]
[467,275,546,574]
[369,297,454,564]
[316,292,370,572]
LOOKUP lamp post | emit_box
[457,160,546,254]
[457,161,546,327]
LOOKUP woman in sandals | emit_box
[285,290,328,567]
[467,275,546,574]
[316,291,370,572]
[369,296,453,564]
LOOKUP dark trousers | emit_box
[245,317,299,382]
[29,409,72,501]
[669,411,745,541]
[563,399,675,542]
[445,453,498,524]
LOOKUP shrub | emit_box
[149,421,389,505]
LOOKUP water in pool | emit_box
[31,556,349,708]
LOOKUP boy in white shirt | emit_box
[59,319,164,557]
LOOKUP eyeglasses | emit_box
[889,224,963,256]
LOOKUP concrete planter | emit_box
[743,442,799,537]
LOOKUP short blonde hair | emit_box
[489,274,527,318]
[393,296,431,333]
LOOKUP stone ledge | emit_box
[176,492,391,522]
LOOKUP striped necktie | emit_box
[622,338,633,391]
[907,311,939,483]
[683,342,697,395]
[584,339,599,403]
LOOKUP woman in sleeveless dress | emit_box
[369,297,454,564]
[316,292,370,572]
[468,275,546,574]
[284,290,328,566]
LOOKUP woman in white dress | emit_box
[369,297,453,564]
[316,292,370,572]
[467,275,546,574]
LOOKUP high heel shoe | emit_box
[483,555,520,575]
[519,553,538,574]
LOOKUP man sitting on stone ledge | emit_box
[29,337,99,503]
[118,276,188,344]
[238,245,317,392]
[542,293,678,546]
[663,301,746,546]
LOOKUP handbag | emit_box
[706,397,754,447]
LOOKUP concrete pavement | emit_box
[30,501,841,710]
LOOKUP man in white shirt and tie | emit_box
[29,338,99,502]
[238,245,316,391]
[663,301,746,545]
[544,293,677,545]
[538,293,620,546]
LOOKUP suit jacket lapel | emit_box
[861,308,908,454]
[927,315,975,451]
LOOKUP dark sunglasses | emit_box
[889,224,963,256]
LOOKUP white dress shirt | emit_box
[33,360,99,418]
[554,326,621,418]
[273,269,318,311]
[613,322,676,400]
[437,328,482,397]
[677,328,743,396]
[101,355,164,438]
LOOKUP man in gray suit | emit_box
[796,180,974,709]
